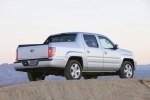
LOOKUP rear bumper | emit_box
[14,59,67,71]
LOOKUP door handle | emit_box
[104,51,107,54]
[87,50,90,53]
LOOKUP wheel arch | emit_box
[122,58,135,69]
[67,56,83,69]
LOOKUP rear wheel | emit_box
[83,76,97,79]
[119,61,134,78]
[27,72,45,81]
[64,60,82,80]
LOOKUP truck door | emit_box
[98,36,121,71]
[83,34,104,71]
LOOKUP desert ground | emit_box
[0,79,150,100]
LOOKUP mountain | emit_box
[0,64,150,86]
[134,64,150,78]
[0,64,65,86]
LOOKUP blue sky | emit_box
[0,0,150,64]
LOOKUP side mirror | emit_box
[114,44,119,50]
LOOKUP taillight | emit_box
[48,47,56,58]
[16,50,18,61]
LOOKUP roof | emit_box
[49,32,105,37]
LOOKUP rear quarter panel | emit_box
[48,33,88,70]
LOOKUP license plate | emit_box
[29,60,38,66]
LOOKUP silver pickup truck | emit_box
[14,32,136,81]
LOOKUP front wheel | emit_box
[27,72,45,81]
[119,61,134,78]
[64,60,82,80]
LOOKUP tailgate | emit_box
[18,44,48,60]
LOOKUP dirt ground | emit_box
[0,79,150,100]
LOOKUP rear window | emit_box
[44,34,77,44]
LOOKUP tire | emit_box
[83,76,97,79]
[64,60,82,80]
[119,61,134,78]
[27,72,45,81]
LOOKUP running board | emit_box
[82,71,116,73]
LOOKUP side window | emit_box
[83,35,98,48]
[98,36,114,49]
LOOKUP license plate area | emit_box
[28,60,38,66]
